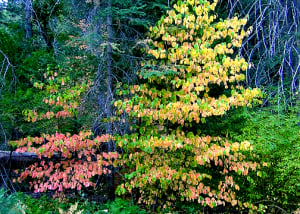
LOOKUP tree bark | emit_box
[24,0,33,39]
[106,0,115,201]
[106,0,113,136]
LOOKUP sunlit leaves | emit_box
[114,0,263,211]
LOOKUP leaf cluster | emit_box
[10,132,117,195]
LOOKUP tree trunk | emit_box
[106,0,115,201]
[0,151,66,169]
[24,0,32,39]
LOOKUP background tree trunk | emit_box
[106,0,115,201]
[24,0,32,39]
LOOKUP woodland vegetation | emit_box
[0,0,299,213]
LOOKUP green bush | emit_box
[0,189,26,214]
[231,106,300,212]
[17,193,98,214]
[15,193,148,214]
[100,198,148,214]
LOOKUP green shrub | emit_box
[231,106,300,212]
[0,189,26,214]
[17,193,99,214]
[16,193,148,214]
[100,198,148,214]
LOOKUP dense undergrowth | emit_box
[233,106,299,213]
[0,189,147,214]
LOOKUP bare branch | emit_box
[0,49,14,91]
[220,0,300,107]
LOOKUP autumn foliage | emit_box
[10,66,117,195]
[11,132,116,194]
[115,0,263,211]
[23,66,89,124]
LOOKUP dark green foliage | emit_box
[194,108,248,137]
[31,0,64,49]
[101,198,148,214]
[18,193,100,214]
[20,50,55,82]
[19,193,61,214]
[0,27,21,64]
[8,192,148,214]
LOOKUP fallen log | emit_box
[0,151,64,169]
